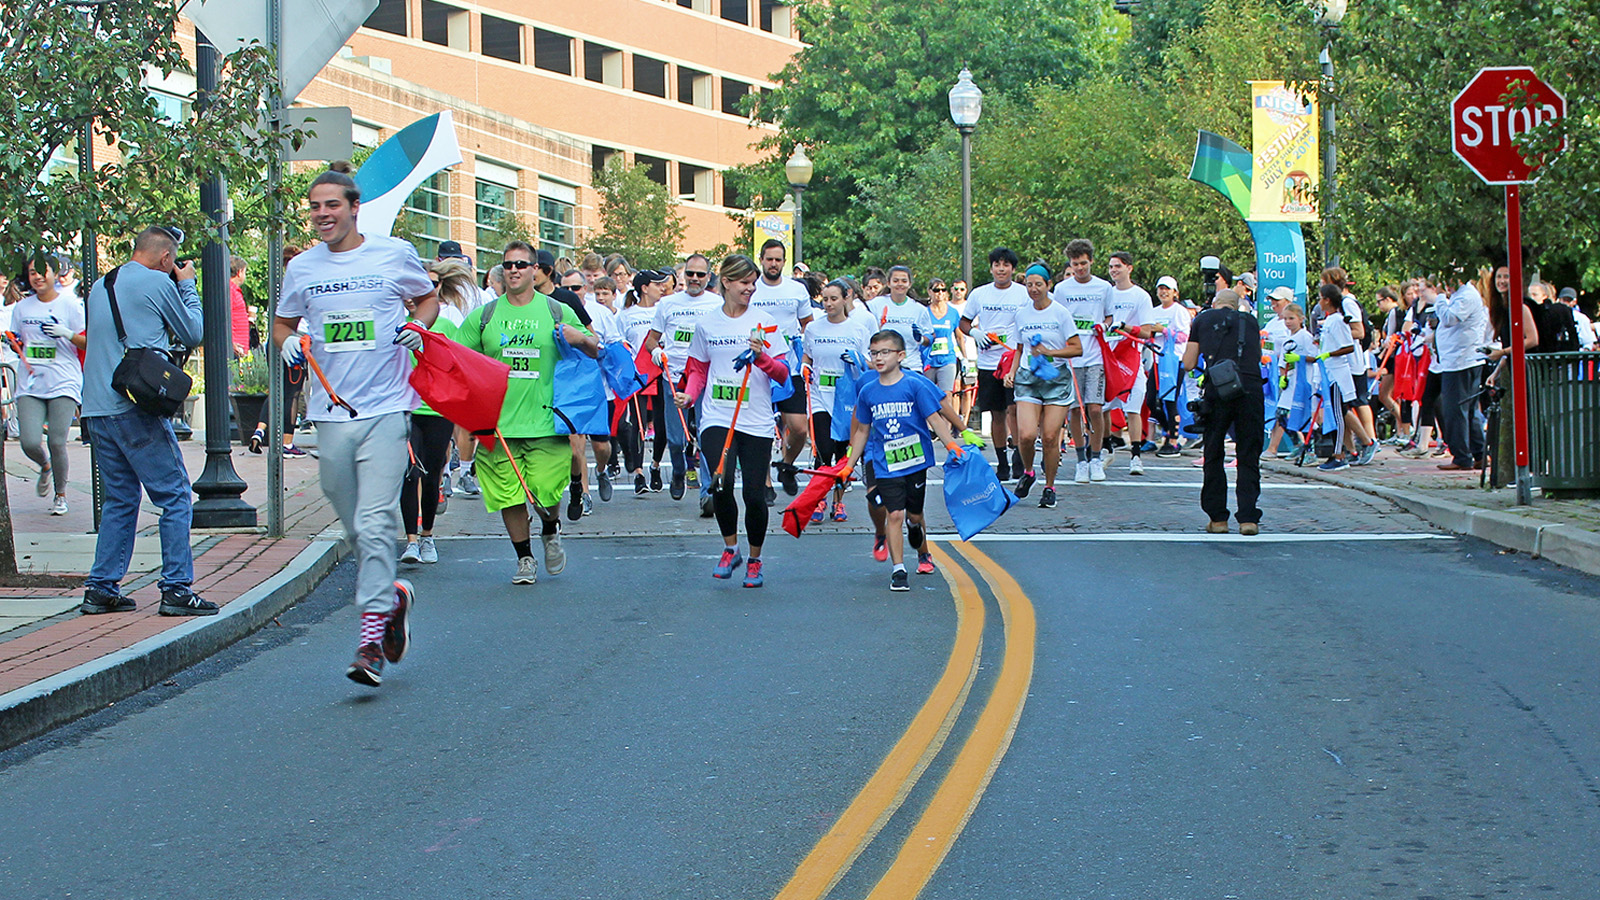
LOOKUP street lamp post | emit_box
[948,68,983,291]
[785,145,813,267]
[1312,0,1348,267]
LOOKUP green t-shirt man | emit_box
[459,293,590,438]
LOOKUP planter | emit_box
[230,393,268,447]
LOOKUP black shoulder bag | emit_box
[1203,310,1248,403]
[106,267,192,417]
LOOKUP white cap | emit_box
[1156,275,1179,291]
[1267,285,1296,302]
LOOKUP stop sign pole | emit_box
[1452,67,1566,505]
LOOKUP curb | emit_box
[0,538,347,751]
[1260,459,1600,577]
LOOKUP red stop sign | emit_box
[1452,66,1566,185]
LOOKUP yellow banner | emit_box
[752,210,794,270]
[1249,81,1319,222]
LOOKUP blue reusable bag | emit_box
[599,339,644,401]
[942,445,1018,541]
[549,318,610,436]
[831,359,871,443]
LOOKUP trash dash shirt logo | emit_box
[306,276,385,297]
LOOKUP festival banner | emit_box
[1248,81,1319,223]
[752,210,794,270]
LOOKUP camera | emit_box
[1184,396,1212,435]
[1200,255,1221,307]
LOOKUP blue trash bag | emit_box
[942,444,1019,541]
[550,324,610,436]
[830,356,872,443]
[599,339,645,401]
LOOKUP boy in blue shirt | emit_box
[842,330,964,591]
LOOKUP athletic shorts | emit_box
[1072,364,1106,406]
[926,363,958,394]
[976,368,1013,413]
[1014,370,1075,407]
[585,400,615,441]
[865,462,928,515]
[476,434,572,512]
[1352,371,1372,407]
[1106,366,1147,413]
[775,373,808,415]
[1328,368,1357,407]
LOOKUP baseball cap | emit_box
[1559,287,1578,300]
[535,249,557,269]
[632,269,670,291]
[1267,285,1295,302]
[436,240,468,261]
[1237,272,1257,289]
[1156,275,1179,292]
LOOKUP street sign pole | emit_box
[1506,183,1532,506]
[265,0,285,537]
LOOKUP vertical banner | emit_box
[752,210,794,270]
[1249,81,1319,223]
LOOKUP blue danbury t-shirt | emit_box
[925,306,963,368]
[854,371,945,477]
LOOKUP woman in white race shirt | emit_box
[1004,262,1082,509]
[675,254,789,589]
[14,255,86,515]
[618,269,671,494]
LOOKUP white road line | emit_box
[928,532,1453,543]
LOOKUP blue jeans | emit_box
[85,411,194,594]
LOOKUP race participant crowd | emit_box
[28,159,1597,688]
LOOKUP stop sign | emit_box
[1452,66,1566,185]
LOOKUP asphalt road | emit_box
[3,455,1599,899]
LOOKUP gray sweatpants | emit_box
[17,395,75,495]
[317,412,408,615]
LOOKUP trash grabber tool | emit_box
[299,334,358,418]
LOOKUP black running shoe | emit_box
[670,469,686,500]
[765,484,777,507]
[1010,448,1023,476]
[598,469,614,502]
[778,463,799,496]
[1039,486,1057,509]
[996,453,1011,482]
[650,465,664,492]
[80,586,136,615]
[159,586,219,617]
[566,481,583,521]
[635,473,649,495]
[347,642,384,687]
[1014,470,1036,498]
[890,569,910,592]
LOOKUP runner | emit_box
[1313,283,1376,470]
[924,276,964,421]
[959,248,1027,480]
[1004,263,1083,508]
[457,241,599,584]
[802,278,873,523]
[842,330,965,591]
[1051,238,1114,483]
[749,239,814,495]
[1146,275,1193,456]
[1267,302,1316,459]
[674,254,788,588]
[644,252,721,509]
[275,162,438,687]
[1105,251,1156,475]
[399,259,473,566]
[1259,285,1298,456]
[618,269,671,493]
[13,254,86,515]
[582,273,624,508]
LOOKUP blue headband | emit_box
[1024,263,1051,281]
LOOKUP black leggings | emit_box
[619,393,669,472]
[811,411,843,467]
[1417,370,1443,429]
[700,426,772,543]
[402,414,455,534]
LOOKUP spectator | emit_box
[78,226,214,617]
[1434,268,1491,472]
[1182,289,1263,535]
[482,263,504,306]
[1558,287,1595,349]
[1483,266,1539,485]
[228,254,249,358]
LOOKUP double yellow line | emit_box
[773,541,1037,900]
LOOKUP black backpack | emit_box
[1532,300,1581,353]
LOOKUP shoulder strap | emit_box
[478,298,497,342]
[548,295,565,325]
[1235,310,1248,358]
[103,266,128,343]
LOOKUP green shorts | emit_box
[476,435,571,512]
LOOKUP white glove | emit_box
[652,347,668,368]
[281,334,304,367]
[42,320,74,340]
[394,325,424,351]
[974,333,995,350]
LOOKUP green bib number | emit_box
[711,382,748,403]
[883,434,926,472]
[323,309,377,353]
[503,346,540,379]
[819,373,840,388]
[25,343,55,360]
[674,328,694,344]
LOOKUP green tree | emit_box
[591,157,686,269]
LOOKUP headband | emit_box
[1024,263,1051,281]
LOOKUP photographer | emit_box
[78,226,213,616]
[1182,289,1264,535]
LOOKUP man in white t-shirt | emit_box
[959,247,1028,480]
[1052,239,1114,483]
[276,165,439,688]
[1105,252,1156,475]
[645,252,721,508]
[750,239,814,495]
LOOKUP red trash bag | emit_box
[1394,340,1429,404]
[1097,331,1141,403]
[403,322,510,434]
[782,458,853,538]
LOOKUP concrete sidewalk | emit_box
[1261,442,1600,576]
[0,422,345,749]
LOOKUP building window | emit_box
[482,15,522,63]
[148,89,191,124]
[721,78,751,116]
[538,195,576,258]
[531,28,572,74]
[591,145,621,174]
[476,177,516,273]
[404,171,451,260]
[678,66,711,108]
[678,0,712,11]
[721,0,749,25]
[635,155,669,188]
[421,0,469,51]
[633,55,668,98]
[722,177,743,210]
[760,0,792,35]
[679,164,712,205]
[364,0,407,36]
[584,42,623,87]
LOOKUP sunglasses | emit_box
[428,278,441,287]
[503,260,535,270]
[684,270,709,278]
[931,287,948,293]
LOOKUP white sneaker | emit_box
[417,536,438,564]
[1128,456,1145,476]
[542,532,567,576]
[36,466,51,497]
[50,495,68,516]
[1074,461,1090,484]
[1089,458,1107,482]
[400,541,421,564]
[512,555,537,584]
